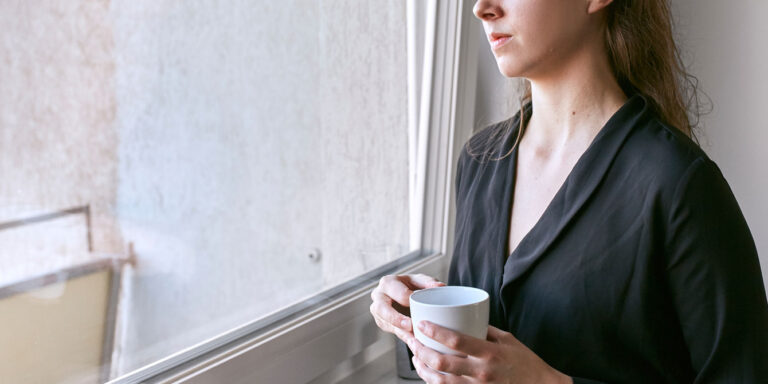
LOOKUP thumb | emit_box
[487,325,516,344]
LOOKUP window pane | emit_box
[0,1,413,382]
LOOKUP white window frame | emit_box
[106,0,480,382]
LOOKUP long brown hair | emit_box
[468,0,711,162]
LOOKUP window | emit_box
[0,1,472,383]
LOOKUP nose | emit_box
[473,0,503,21]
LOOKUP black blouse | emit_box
[447,93,768,383]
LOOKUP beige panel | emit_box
[0,271,111,384]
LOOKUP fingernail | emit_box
[401,319,410,329]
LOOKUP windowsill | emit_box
[339,342,426,384]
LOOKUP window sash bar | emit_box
[106,249,436,384]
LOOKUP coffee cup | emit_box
[408,286,490,359]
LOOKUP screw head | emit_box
[308,248,322,262]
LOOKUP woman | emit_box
[370,0,768,383]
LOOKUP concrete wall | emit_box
[471,1,768,289]
[0,0,123,285]
[1,0,410,378]
[110,0,409,373]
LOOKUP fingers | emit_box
[401,273,447,290]
[412,355,446,383]
[405,334,477,379]
[370,291,412,332]
[375,274,444,310]
[373,311,419,349]
[411,353,469,383]
[369,273,446,336]
[417,320,492,358]
[372,310,409,342]
[390,320,416,344]
[373,275,413,308]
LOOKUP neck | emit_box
[524,38,628,152]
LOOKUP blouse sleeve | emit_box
[568,377,609,384]
[664,157,768,382]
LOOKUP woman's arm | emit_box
[664,157,768,381]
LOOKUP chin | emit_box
[496,62,521,78]
[494,55,532,79]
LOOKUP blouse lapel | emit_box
[498,93,651,318]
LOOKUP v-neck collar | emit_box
[497,92,651,319]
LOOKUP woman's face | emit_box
[473,0,604,79]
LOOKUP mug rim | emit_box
[409,285,489,307]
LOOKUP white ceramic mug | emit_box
[409,286,490,360]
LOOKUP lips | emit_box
[489,32,512,50]
[489,32,512,42]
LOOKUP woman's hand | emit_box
[403,321,573,384]
[369,273,446,343]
